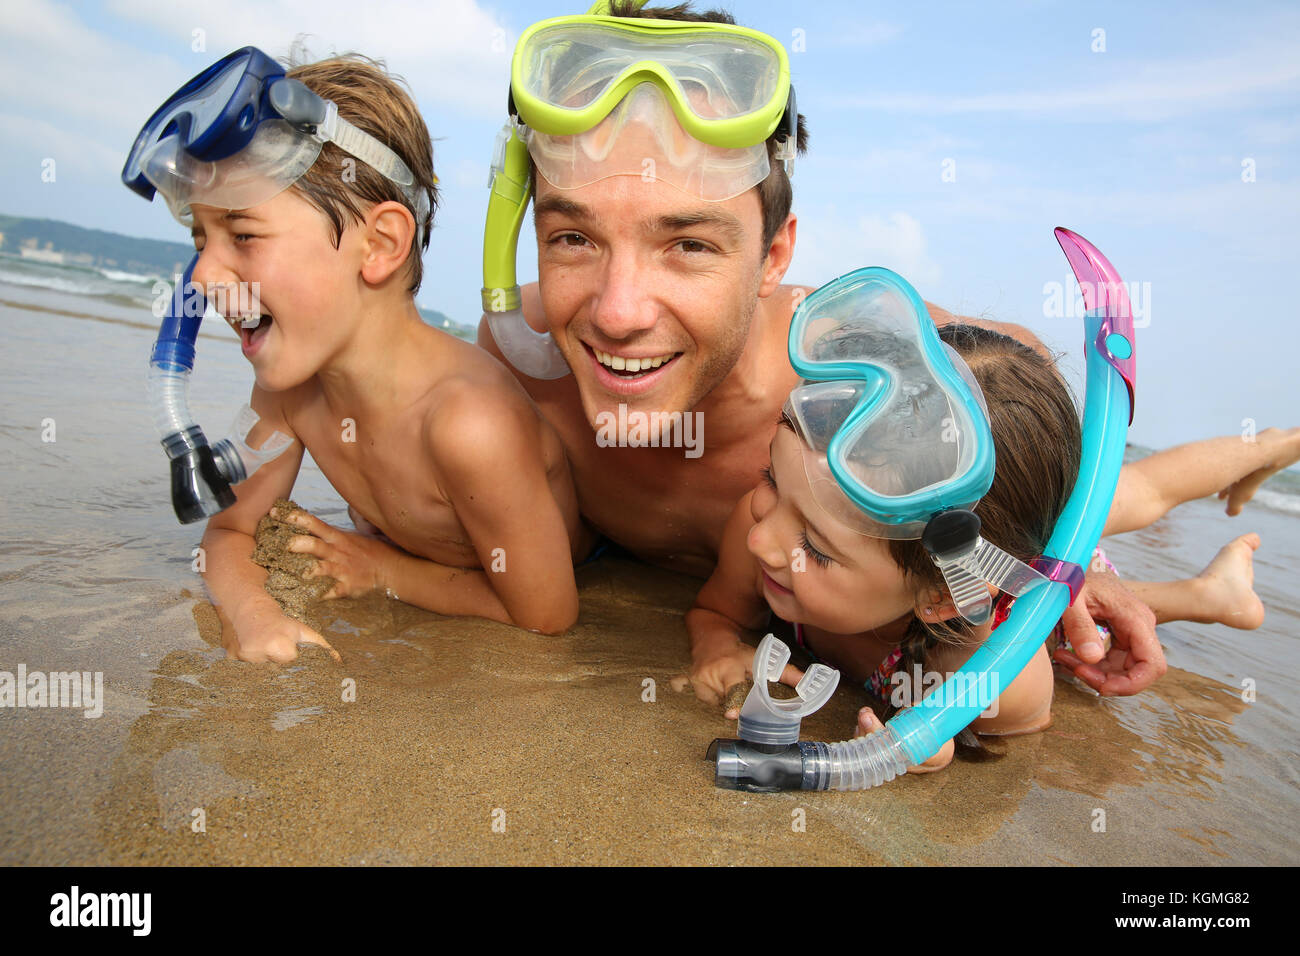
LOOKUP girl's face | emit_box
[747,426,919,635]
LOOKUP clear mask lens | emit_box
[526,82,770,201]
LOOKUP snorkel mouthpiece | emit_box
[147,255,290,524]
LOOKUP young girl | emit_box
[688,317,1283,774]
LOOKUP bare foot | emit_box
[1196,534,1266,629]
[1218,427,1300,516]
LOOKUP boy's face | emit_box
[747,427,917,635]
[532,163,771,428]
[190,188,359,391]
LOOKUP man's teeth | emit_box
[594,349,674,373]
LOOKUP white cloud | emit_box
[105,0,512,115]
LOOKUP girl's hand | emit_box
[690,640,803,720]
[856,707,953,773]
[275,508,396,599]
[690,640,757,716]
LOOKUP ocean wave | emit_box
[1253,488,1300,518]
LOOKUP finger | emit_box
[779,662,805,687]
[856,706,884,737]
[287,535,329,558]
[691,678,721,707]
[1058,602,1105,664]
[284,509,338,543]
[297,628,341,663]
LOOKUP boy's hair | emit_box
[888,324,1083,661]
[286,54,439,293]
[537,1,809,254]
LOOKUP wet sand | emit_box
[2,294,1298,865]
[0,547,1285,866]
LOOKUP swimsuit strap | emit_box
[794,622,902,703]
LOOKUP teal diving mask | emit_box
[784,267,1050,625]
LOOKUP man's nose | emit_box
[589,249,659,341]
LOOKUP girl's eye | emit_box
[799,530,833,568]
[760,465,777,489]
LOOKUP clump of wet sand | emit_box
[722,679,799,713]
[251,498,335,632]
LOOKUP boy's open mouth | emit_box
[231,313,273,349]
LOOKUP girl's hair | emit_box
[885,323,1082,690]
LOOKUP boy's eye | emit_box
[799,530,833,568]
[760,465,777,490]
[234,234,255,243]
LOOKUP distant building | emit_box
[20,246,64,265]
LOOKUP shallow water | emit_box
[1,285,1297,865]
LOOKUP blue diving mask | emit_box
[122,46,430,237]
[784,267,1050,625]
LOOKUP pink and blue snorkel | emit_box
[709,228,1137,791]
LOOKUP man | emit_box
[477,2,1163,695]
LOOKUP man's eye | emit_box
[675,239,711,254]
[554,232,589,247]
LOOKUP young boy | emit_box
[129,51,584,662]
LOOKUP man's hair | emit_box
[286,54,439,293]
[563,1,810,253]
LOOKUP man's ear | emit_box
[360,201,416,285]
[758,212,796,298]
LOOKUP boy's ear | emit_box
[359,201,416,285]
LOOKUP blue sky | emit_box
[1,0,1297,449]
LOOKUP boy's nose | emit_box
[190,246,238,300]
[590,250,659,341]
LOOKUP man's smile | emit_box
[582,342,682,393]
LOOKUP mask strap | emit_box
[923,510,1049,626]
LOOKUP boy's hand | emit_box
[275,509,394,599]
[226,603,340,664]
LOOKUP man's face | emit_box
[532,164,770,427]
[190,189,359,392]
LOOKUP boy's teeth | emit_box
[240,314,263,329]
[595,349,674,373]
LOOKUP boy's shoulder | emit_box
[417,333,544,464]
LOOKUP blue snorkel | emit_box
[709,227,1137,791]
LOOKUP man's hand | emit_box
[1054,569,1166,695]
[225,602,340,664]
[276,508,396,599]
